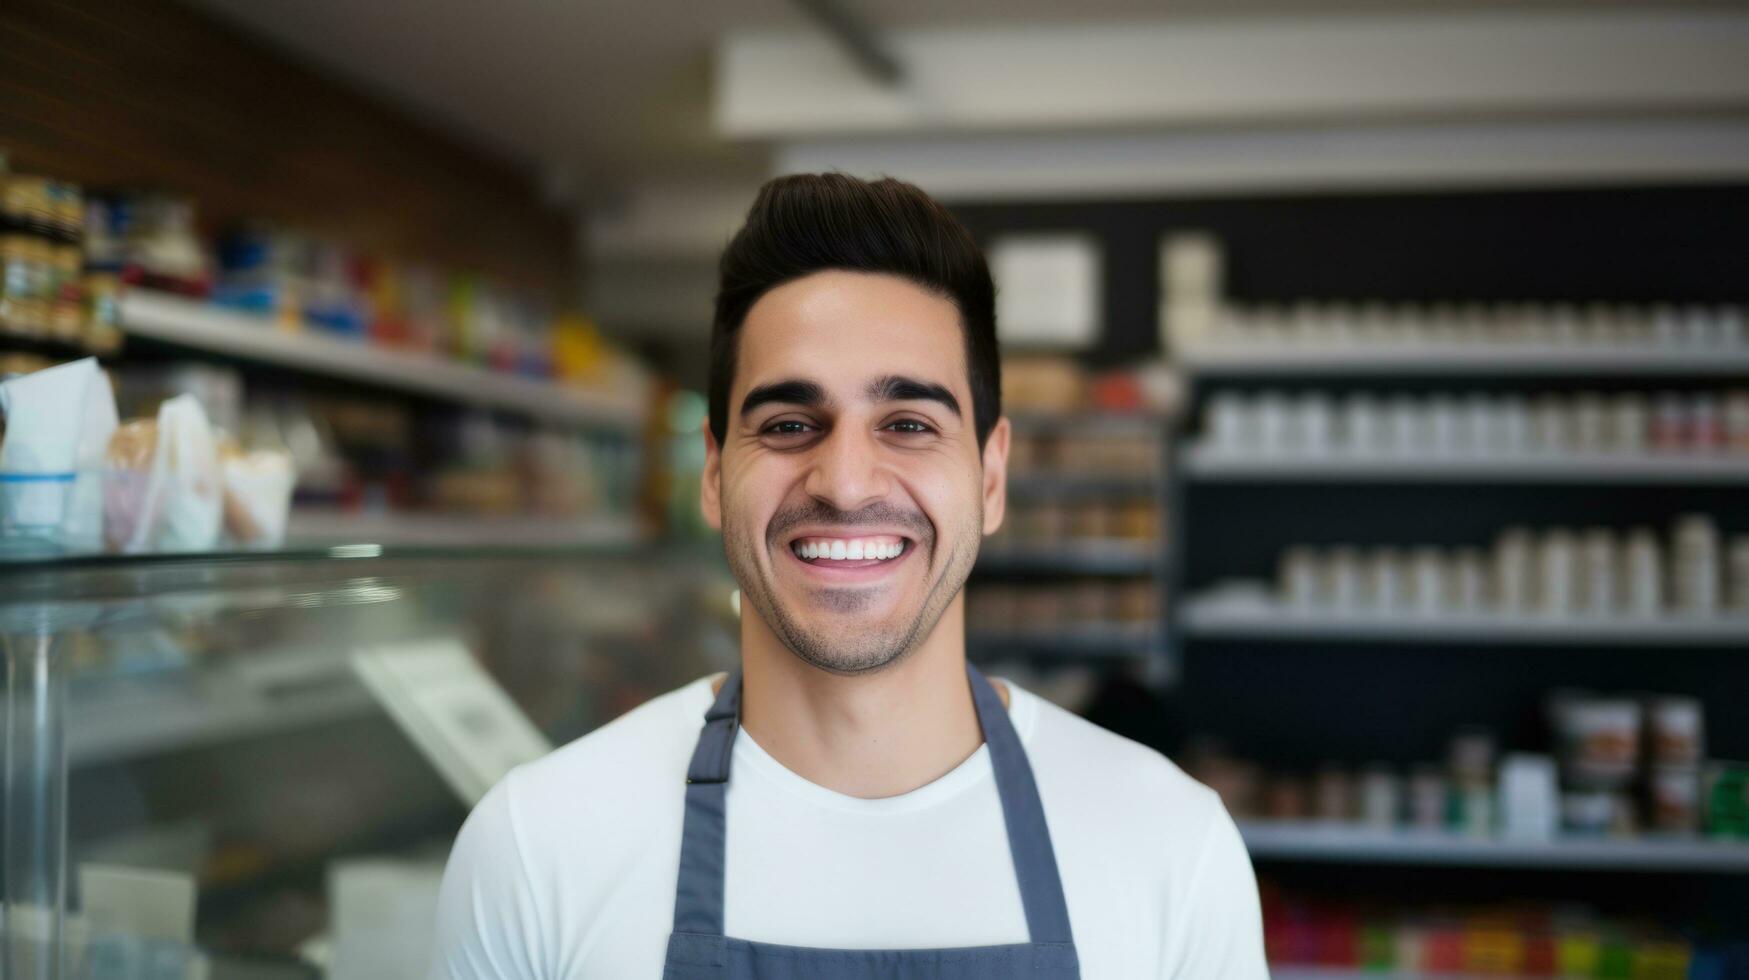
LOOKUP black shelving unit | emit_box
[968,413,1170,674]
[1165,343,1749,924]
[952,179,1749,962]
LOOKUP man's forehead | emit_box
[734,274,968,400]
[736,369,961,405]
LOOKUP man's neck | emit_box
[715,597,1008,800]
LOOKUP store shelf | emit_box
[968,622,1159,662]
[1006,472,1160,497]
[1239,820,1749,873]
[1177,341,1749,378]
[0,326,100,357]
[1273,967,1675,980]
[976,540,1158,576]
[1180,594,1749,647]
[119,292,644,428]
[1272,970,1510,980]
[1271,970,1419,980]
[285,508,644,549]
[1182,445,1749,485]
[1006,411,1171,435]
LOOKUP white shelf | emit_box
[1239,820,1749,873]
[1182,445,1749,485]
[285,509,644,549]
[1178,341,1749,377]
[119,292,645,429]
[1180,593,1749,647]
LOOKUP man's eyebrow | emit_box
[868,375,961,418]
[739,379,829,419]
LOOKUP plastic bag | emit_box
[105,394,222,553]
[218,437,295,549]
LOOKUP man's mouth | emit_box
[788,534,910,567]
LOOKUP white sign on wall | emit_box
[989,234,1102,350]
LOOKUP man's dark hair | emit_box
[708,173,1001,450]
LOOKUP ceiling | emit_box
[182,0,1700,204]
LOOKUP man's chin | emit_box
[769,608,915,673]
[786,641,910,676]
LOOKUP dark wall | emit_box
[954,185,1749,366]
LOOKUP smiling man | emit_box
[430,174,1266,978]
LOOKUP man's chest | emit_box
[554,784,1166,979]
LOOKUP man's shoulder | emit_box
[502,674,717,817]
[1017,686,1224,837]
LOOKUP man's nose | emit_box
[803,424,891,512]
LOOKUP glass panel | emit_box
[0,546,734,970]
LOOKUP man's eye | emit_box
[764,420,814,436]
[887,420,934,435]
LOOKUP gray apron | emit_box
[661,662,1082,979]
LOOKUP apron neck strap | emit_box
[964,661,1075,946]
[671,663,1075,946]
[671,671,741,936]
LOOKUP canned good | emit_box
[1556,697,1640,788]
[1561,790,1619,835]
[1359,765,1400,828]
[1649,766,1700,834]
[1449,728,1495,788]
[1314,766,1353,822]
[1409,766,1448,830]
[1647,696,1704,767]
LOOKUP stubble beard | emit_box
[723,500,981,676]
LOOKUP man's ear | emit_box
[700,418,723,532]
[980,415,1011,536]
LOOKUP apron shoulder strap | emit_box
[672,671,741,935]
[967,662,1077,947]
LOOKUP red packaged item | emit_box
[1089,370,1144,413]
[1522,932,1559,976]
[1314,908,1359,966]
[1423,924,1465,973]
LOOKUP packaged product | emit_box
[0,356,117,551]
[105,394,223,553]
[217,436,295,549]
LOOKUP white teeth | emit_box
[792,538,906,561]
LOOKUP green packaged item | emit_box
[1631,940,1691,980]
[1704,762,1749,838]
[1359,922,1394,970]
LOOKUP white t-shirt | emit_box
[429,672,1267,979]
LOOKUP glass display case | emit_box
[1,543,735,978]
